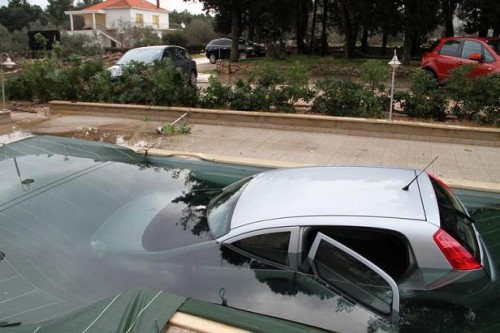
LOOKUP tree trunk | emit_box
[381,32,388,56]
[361,27,368,54]
[320,0,328,56]
[402,29,414,65]
[230,0,241,62]
[442,0,455,37]
[341,4,355,58]
[296,0,309,54]
[309,0,318,56]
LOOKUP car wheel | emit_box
[238,51,247,60]
[189,71,197,87]
[424,69,438,84]
[209,54,217,64]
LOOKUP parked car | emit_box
[205,37,267,64]
[420,36,500,82]
[108,45,197,86]
[1,136,497,332]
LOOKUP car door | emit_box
[220,39,232,59]
[435,39,462,80]
[307,232,400,330]
[460,40,497,78]
[170,47,191,77]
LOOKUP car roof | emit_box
[127,45,183,51]
[230,166,429,230]
[440,36,500,42]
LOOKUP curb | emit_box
[49,101,500,147]
[130,147,500,193]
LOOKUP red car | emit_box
[420,36,500,82]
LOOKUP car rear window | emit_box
[430,177,480,261]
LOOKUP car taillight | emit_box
[433,229,481,270]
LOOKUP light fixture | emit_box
[388,49,401,121]
[1,52,16,111]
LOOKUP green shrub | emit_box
[312,78,382,118]
[399,69,447,121]
[228,79,269,111]
[445,66,500,125]
[150,61,199,107]
[360,59,388,92]
[162,31,188,48]
[199,75,231,109]
[6,58,58,102]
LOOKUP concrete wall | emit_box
[49,101,500,147]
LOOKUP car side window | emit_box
[162,48,173,60]
[177,48,188,60]
[461,40,482,60]
[483,48,494,63]
[304,227,411,281]
[221,39,231,46]
[232,232,290,265]
[439,40,460,57]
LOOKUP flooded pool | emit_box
[0,134,500,332]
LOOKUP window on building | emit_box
[136,13,144,27]
[152,15,160,29]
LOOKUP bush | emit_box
[399,69,448,121]
[162,31,188,48]
[199,75,231,109]
[360,59,388,92]
[445,66,500,125]
[228,79,269,111]
[312,78,383,118]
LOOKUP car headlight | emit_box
[108,65,122,78]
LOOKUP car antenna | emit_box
[402,156,439,191]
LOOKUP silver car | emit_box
[93,165,498,328]
[108,45,197,86]
[209,166,498,309]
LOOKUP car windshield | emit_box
[207,177,252,238]
[116,48,163,65]
[486,40,500,55]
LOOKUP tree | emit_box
[0,1,48,32]
[458,0,500,36]
[401,0,440,65]
[440,0,462,37]
[47,0,73,28]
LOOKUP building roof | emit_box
[82,0,168,13]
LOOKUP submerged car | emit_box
[420,36,500,82]
[108,45,197,86]
[0,136,497,332]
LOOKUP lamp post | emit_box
[1,52,16,111]
[388,49,401,121]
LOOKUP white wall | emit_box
[106,8,169,30]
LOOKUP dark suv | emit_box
[205,37,267,63]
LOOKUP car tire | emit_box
[238,51,247,60]
[424,69,438,84]
[189,71,197,87]
[209,54,217,64]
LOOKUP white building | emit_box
[65,0,170,48]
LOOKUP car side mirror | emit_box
[469,52,482,62]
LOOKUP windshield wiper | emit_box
[439,204,475,224]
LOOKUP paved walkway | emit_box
[2,112,500,191]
